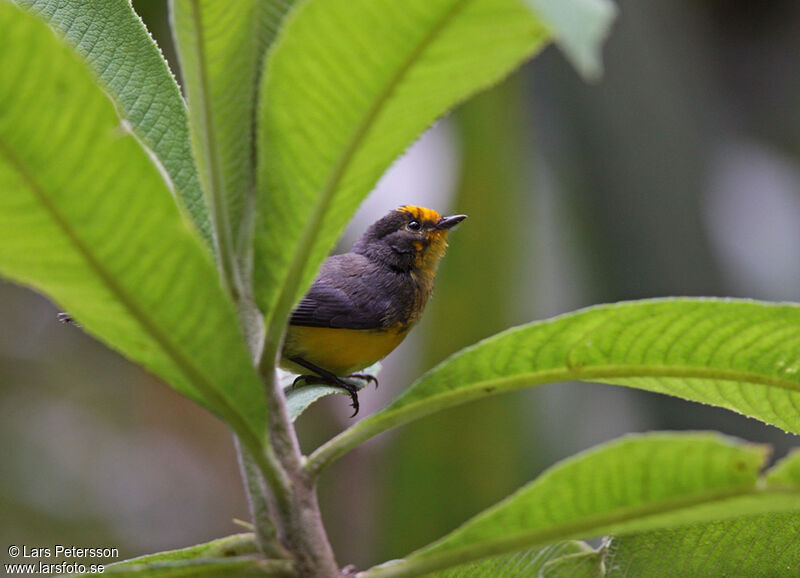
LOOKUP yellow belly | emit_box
[280,325,409,376]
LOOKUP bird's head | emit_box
[353,206,467,274]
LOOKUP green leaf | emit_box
[254,0,551,347]
[12,0,212,245]
[603,449,800,578]
[103,560,291,577]
[282,363,380,421]
[605,513,800,577]
[360,433,800,577]
[112,534,259,566]
[103,534,294,576]
[428,542,592,577]
[309,299,800,474]
[527,0,617,80]
[0,3,266,453]
[171,0,295,290]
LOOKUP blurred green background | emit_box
[2,0,799,571]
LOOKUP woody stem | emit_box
[211,219,337,572]
[259,336,341,577]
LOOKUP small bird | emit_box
[281,206,467,416]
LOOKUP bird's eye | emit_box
[407,220,422,232]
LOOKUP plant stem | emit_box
[260,350,341,576]
[229,221,339,574]
[226,277,299,563]
[173,1,339,571]
[231,421,294,558]
[235,437,290,560]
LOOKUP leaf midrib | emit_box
[360,485,800,577]
[307,364,800,475]
[391,363,800,417]
[0,134,262,455]
[263,0,472,353]
[185,0,239,296]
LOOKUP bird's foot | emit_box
[347,373,379,389]
[291,373,360,417]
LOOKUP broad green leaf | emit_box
[171,0,295,288]
[12,0,212,245]
[590,516,800,576]
[428,542,592,577]
[0,3,266,452]
[360,433,800,577]
[282,363,380,421]
[527,0,617,80]
[254,0,551,345]
[309,299,800,473]
[605,513,800,578]
[601,449,800,578]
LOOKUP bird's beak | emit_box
[436,214,467,230]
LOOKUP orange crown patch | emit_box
[396,205,442,225]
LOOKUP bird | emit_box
[280,205,467,416]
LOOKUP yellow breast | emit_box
[281,325,409,376]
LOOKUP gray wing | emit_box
[289,254,387,329]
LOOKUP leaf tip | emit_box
[527,0,618,82]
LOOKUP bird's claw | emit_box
[348,373,379,390]
[290,373,360,416]
[336,378,360,417]
[291,375,310,389]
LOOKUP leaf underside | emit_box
[0,3,266,446]
[362,433,800,577]
[605,512,800,578]
[363,298,800,445]
[14,0,212,244]
[429,541,593,577]
[171,0,296,262]
[254,0,551,342]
